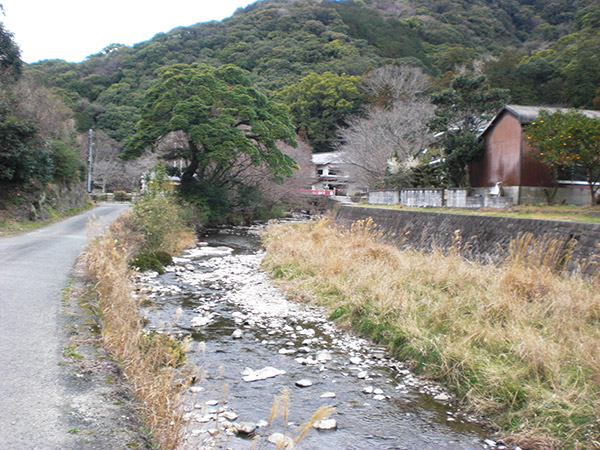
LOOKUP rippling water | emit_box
[137,226,501,450]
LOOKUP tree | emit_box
[428,74,509,187]
[338,65,434,188]
[280,71,364,152]
[525,109,600,206]
[0,23,22,83]
[125,63,297,191]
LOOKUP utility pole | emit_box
[87,129,93,193]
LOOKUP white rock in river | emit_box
[373,388,384,395]
[242,367,286,382]
[320,392,336,398]
[234,422,257,435]
[363,386,374,394]
[232,329,243,339]
[313,418,337,430]
[295,379,313,387]
[220,411,238,421]
[357,371,368,379]
[191,315,213,327]
[279,348,297,355]
[267,432,294,448]
[434,393,450,401]
[316,350,332,362]
[373,394,386,401]
[349,357,362,365]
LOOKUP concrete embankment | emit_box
[335,205,600,269]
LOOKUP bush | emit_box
[129,250,173,274]
[132,165,194,253]
[50,140,85,184]
[113,190,130,201]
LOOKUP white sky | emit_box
[1,0,257,63]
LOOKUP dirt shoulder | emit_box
[58,265,150,449]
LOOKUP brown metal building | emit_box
[469,105,600,204]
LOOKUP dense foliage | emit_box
[24,0,600,149]
[280,71,364,152]
[428,74,509,187]
[525,110,600,205]
[0,24,85,188]
[125,63,297,222]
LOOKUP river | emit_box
[136,224,508,450]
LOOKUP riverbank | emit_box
[261,218,600,449]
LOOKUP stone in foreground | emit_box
[313,418,337,430]
[267,432,294,448]
[242,367,286,382]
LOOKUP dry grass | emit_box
[261,218,600,449]
[84,217,197,449]
[251,388,335,449]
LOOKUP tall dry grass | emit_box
[261,218,600,450]
[85,216,196,448]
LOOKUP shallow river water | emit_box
[137,225,510,450]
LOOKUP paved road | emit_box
[0,203,130,449]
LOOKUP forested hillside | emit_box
[3,0,600,222]
[23,0,600,145]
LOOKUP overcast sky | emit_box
[1,0,257,63]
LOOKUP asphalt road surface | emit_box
[0,203,130,449]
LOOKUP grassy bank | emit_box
[261,218,600,449]
[84,171,197,449]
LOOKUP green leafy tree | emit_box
[280,71,364,152]
[525,109,600,205]
[0,23,22,83]
[0,115,52,183]
[125,63,297,197]
[428,74,509,186]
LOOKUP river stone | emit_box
[233,422,257,435]
[357,371,368,379]
[316,350,332,362]
[232,329,243,339]
[191,315,213,327]
[295,379,313,387]
[349,357,362,365]
[313,418,337,430]
[267,432,294,448]
[434,393,450,401]
[279,348,297,355]
[373,394,386,401]
[242,367,286,382]
[195,415,214,423]
[373,388,384,395]
[221,411,238,421]
[363,386,374,394]
[320,392,336,398]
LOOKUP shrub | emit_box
[132,165,194,253]
[113,190,130,202]
[129,250,173,274]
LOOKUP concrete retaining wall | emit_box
[369,190,399,205]
[335,205,600,271]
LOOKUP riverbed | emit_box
[136,225,508,450]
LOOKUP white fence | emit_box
[368,188,513,209]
